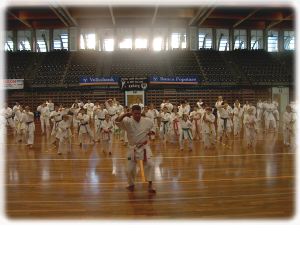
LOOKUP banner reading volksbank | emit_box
[149,76,199,85]
[3,79,24,89]
[120,77,148,91]
[79,76,119,86]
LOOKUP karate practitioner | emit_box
[115,105,156,193]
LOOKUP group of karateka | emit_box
[1,96,297,153]
[1,96,297,193]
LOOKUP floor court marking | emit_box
[4,174,294,186]
[3,152,295,161]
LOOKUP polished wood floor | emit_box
[4,121,295,219]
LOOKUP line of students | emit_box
[1,96,297,154]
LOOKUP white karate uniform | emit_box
[179,119,193,150]
[56,118,72,154]
[83,102,94,119]
[2,107,15,129]
[264,103,276,130]
[217,106,232,137]
[168,112,181,143]
[272,101,280,121]
[256,101,264,121]
[190,110,201,140]
[202,113,216,148]
[77,113,94,145]
[50,110,63,137]
[24,112,35,145]
[145,110,156,139]
[233,106,243,136]
[100,119,113,153]
[116,117,154,186]
[37,105,50,134]
[159,112,171,140]
[94,108,108,141]
[282,111,296,146]
[244,114,257,147]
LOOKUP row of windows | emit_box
[5,28,295,52]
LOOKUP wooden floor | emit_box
[4,122,295,219]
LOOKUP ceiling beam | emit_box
[8,11,32,28]
[151,6,159,25]
[198,7,216,26]
[61,6,78,26]
[109,6,116,25]
[189,7,207,26]
[266,14,293,30]
[233,8,260,28]
[50,6,69,27]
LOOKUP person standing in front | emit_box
[115,105,156,193]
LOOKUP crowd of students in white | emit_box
[1,96,296,154]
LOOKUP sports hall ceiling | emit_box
[5,5,294,30]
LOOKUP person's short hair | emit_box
[131,105,141,111]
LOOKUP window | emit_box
[171,32,186,49]
[234,29,247,49]
[284,31,295,50]
[103,38,114,51]
[53,29,68,50]
[119,38,132,49]
[198,28,212,49]
[17,30,31,51]
[251,30,263,50]
[5,31,13,51]
[153,37,163,51]
[80,33,96,49]
[217,29,229,51]
[267,30,278,52]
[36,29,49,52]
[135,38,148,49]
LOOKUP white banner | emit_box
[3,79,24,89]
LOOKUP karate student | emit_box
[272,99,280,122]
[263,99,277,132]
[148,103,160,139]
[100,114,114,155]
[37,102,50,136]
[282,105,296,147]
[189,106,201,140]
[77,109,94,147]
[179,114,193,151]
[46,99,54,113]
[144,106,156,140]
[115,105,156,193]
[2,103,15,132]
[105,99,118,131]
[56,114,72,155]
[14,105,25,143]
[232,100,243,136]
[163,99,173,113]
[217,101,233,141]
[83,100,94,121]
[69,103,80,136]
[94,103,108,142]
[202,107,216,149]
[24,106,35,148]
[50,106,63,145]
[168,106,181,143]
[256,99,264,122]
[159,106,171,142]
[244,108,258,148]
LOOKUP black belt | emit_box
[98,118,105,120]
[109,114,115,116]
[26,121,34,124]
[221,117,228,129]
[80,123,88,126]
[162,121,169,124]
